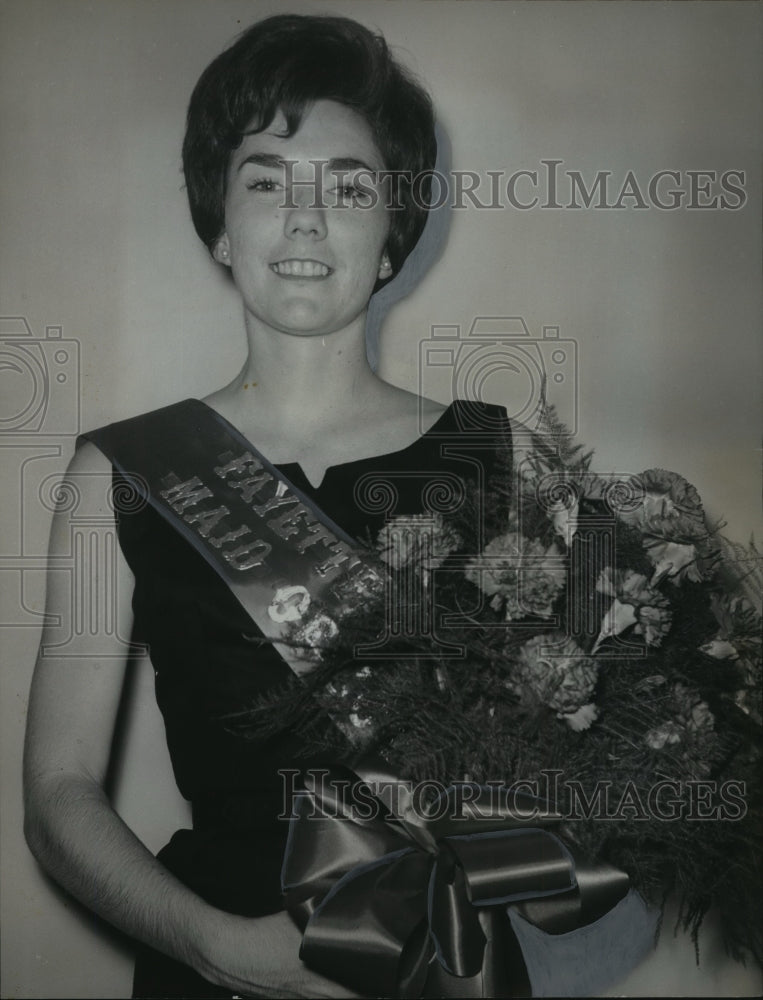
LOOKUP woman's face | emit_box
[216,99,391,339]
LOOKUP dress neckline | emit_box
[191,398,458,492]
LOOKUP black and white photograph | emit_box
[1,1,761,997]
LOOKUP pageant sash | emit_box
[81,399,385,677]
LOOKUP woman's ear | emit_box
[212,235,231,266]
[377,251,393,280]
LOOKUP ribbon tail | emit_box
[424,909,531,998]
[301,848,434,999]
[428,847,486,977]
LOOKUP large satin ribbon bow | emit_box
[281,764,630,998]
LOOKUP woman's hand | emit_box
[197,909,363,999]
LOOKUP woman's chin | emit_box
[247,305,366,340]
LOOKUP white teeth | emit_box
[272,260,330,277]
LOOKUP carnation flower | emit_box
[511,634,599,715]
[645,722,682,750]
[377,513,462,579]
[709,593,761,662]
[594,568,672,652]
[613,470,715,585]
[673,682,714,732]
[616,469,706,531]
[466,533,566,621]
[643,537,703,585]
[700,637,739,660]
[563,703,599,731]
[636,604,673,647]
[643,683,714,750]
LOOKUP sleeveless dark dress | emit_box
[101,399,512,998]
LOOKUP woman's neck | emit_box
[216,312,383,435]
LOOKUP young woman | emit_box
[23,14,511,998]
[20,9,761,1000]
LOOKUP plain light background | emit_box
[1,1,761,996]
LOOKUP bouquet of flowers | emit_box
[232,408,762,990]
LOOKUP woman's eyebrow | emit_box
[236,152,287,173]
[327,157,378,173]
[236,153,378,174]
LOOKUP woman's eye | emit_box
[245,177,280,192]
[332,182,372,206]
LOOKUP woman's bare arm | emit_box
[23,442,356,998]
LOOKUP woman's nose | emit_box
[284,191,328,240]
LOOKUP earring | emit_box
[379,255,392,275]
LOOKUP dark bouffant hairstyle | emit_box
[182,14,437,279]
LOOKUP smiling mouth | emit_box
[270,259,333,278]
